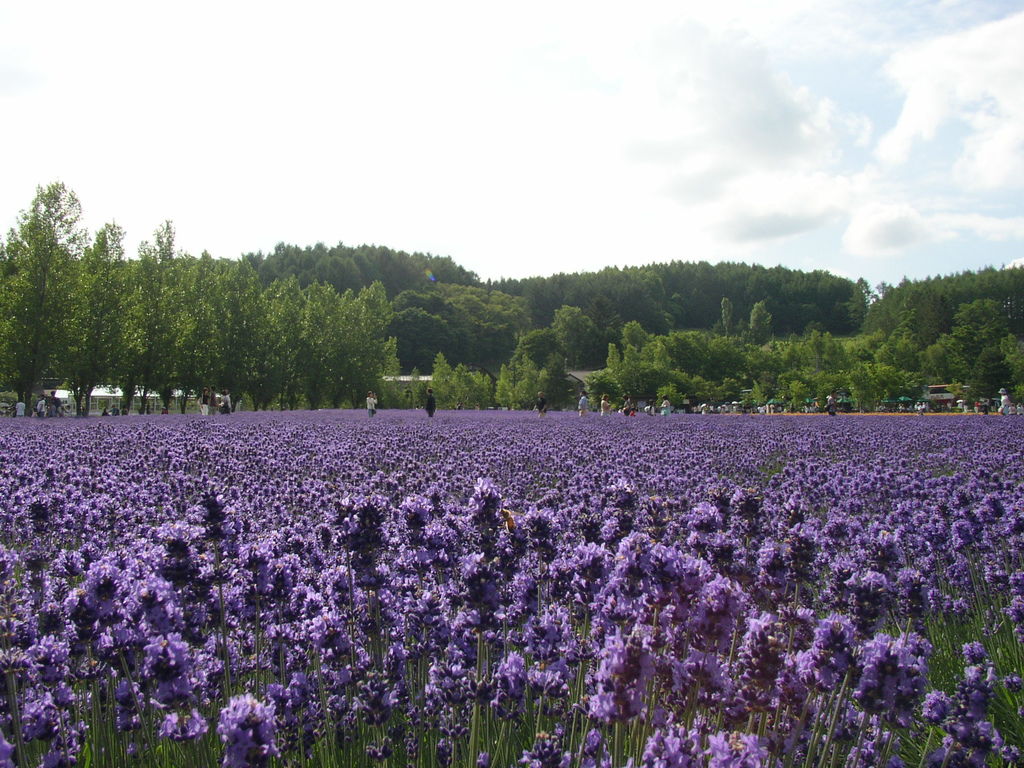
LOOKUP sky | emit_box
[2,1,1022,288]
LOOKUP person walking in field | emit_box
[366,391,378,417]
[535,392,547,416]
[999,388,1013,416]
[577,391,588,416]
[200,387,212,416]
[600,394,612,415]
[219,389,232,414]
[425,388,436,418]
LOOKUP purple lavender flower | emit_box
[142,633,194,706]
[797,613,856,690]
[27,635,70,686]
[491,651,527,718]
[706,730,769,768]
[588,628,654,724]
[355,671,398,726]
[734,612,785,713]
[217,694,279,768]
[0,729,13,768]
[519,730,570,768]
[961,641,987,665]
[853,633,930,728]
[159,709,209,741]
[641,724,704,768]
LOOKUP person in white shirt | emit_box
[14,400,25,417]
[999,388,1013,416]
[577,391,588,416]
[366,391,378,417]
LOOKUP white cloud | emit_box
[935,213,1024,241]
[0,1,1020,288]
[842,202,936,256]
[876,11,1024,189]
[620,23,864,247]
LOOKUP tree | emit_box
[257,276,304,409]
[0,182,88,403]
[620,320,648,351]
[969,347,1011,400]
[719,297,734,336]
[64,222,126,415]
[551,305,602,369]
[335,282,398,407]
[585,369,620,404]
[299,282,342,409]
[537,353,572,409]
[433,361,493,409]
[429,352,456,408]
[121,222,179,412]
[495,354,540,409]
[213,260,266,408]
[514,328,562,368]
[948,299,1010,383]
[390,307,454,372]
[747,301,772,345]
[172,255,222,411]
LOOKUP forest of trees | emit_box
[2,182,1022,414]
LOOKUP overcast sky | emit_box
[2,1,1022,288]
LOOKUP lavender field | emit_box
[1,411,1023,767]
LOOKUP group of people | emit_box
[5,391,67,418]
[198,387,233,415]
[531,391,674,417]
[22,391,66,418]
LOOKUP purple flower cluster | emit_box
[0,410,1020,767]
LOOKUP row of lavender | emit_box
[0,412,1022,767]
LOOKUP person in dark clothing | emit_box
[425,388,437,418]
[535,391,547,416]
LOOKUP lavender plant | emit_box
[0,410,1021,767]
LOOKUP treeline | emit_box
[491,261,868,337]
[249,242,871,371]
[0,184,397,413]
[3,182,1022,414]
[485,297,1023,412]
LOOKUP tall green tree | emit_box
[719,297,734,336]
[551,305,603,368]
[0,182,88,403]
[334,282,398,407]
[64,222,126,414]
[213,260,266,407]
[495,353,540,409]
[299,281,342,409]
[122,222,179,411]
[747,300,772,345]
[948,299,1010,382]
[171,255,221,411]
[261,276,305,409]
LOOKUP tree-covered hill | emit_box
[490,261,868,336]
[865,267,1024,346]
[242,242,480,297]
